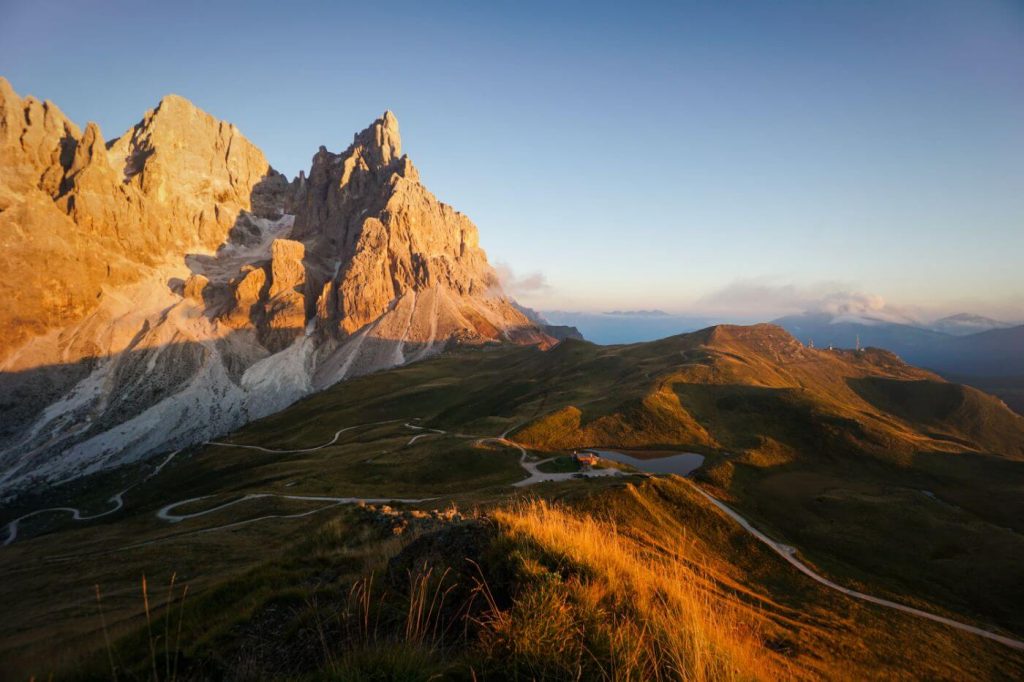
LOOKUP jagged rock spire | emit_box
[352,110,401,168]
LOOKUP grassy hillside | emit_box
[515,325,1024,462]
[63,480,1024,681]
[4,324,1024,678]
[948,374,1024,417]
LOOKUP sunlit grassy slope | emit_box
[489,497,787,681]
[515,324,1024,461]
[508,325,1024,636]
[64,479,1024,681]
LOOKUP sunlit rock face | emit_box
[0,79,550,496]
[0,80,274,358]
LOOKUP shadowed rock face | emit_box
[0,79,550,496]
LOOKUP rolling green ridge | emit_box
[3,324,1024,679]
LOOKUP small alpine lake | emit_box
[587,449,705,476]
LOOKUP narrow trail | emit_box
[687,481,1024,652]
[156,492,428,533]
[208,419,400,454]
[2,449,182,547]
[403,422,446,446]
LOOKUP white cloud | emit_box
[813,291,920,325]
[695,277,922,324]
[493,262,551,297]
[696,279,819,314]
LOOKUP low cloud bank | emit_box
[696,278,921,325]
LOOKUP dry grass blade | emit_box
[163,572,176,682]
[172,585,189,682]
[141,574,158,682]
[94,584,118,682]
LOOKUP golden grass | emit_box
[489,499,791,681]
[515,387,713,452]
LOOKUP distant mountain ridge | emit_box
[931,312,1014,336]
[0,78,550,495]
[511,302,584,341]
[604,309,670,317]
[773,312,1024,378]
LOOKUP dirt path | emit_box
[688,481,1024,652]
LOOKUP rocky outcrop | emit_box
[268,239,306,298]
[0,77,276,361]
[290,111,548,361]
[0,81,551,496]
[0,77,80,209]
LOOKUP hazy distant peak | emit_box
[937,313,1005,325]
[603,309,670,317]
[931,313,1012,336]
[512,301,549,325]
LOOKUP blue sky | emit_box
[2,0,1022,321]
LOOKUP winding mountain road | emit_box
[2,419,414,547]
[477,437,624,487]
[404,422,446,446]
[6,415,1022,654]
[155,492,428,534]
[2,449,182,547]
[208,419,401,454]
[687,481,1024,652]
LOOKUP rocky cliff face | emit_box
[0,80,276,357]
[0,78,550,496]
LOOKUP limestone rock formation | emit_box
[0,77,276,359]
[0,79,551,496]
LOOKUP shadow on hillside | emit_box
[846,377,964,425]
[671,382,871,460]
[0,323,545,479]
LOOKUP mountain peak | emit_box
[350,110,401,168]
[142,92,226,134]
[0,75,15,103]
[0,87,549,494]
[154,92,203,115]
[932,312,1012,336]
[0,77,82,210]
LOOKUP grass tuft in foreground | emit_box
[487,499,786,681]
